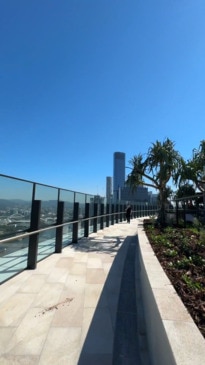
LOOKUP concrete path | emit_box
[0,219,147,365]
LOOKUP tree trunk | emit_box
[158,189,166,226]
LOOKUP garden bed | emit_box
[144,223,205,339]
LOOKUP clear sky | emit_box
[0,0,205,196]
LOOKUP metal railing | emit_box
[0,173,158,284]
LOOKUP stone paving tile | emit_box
[69,262,87,276]
[46,267,69,283]
[84,284,105,308]
[52,290,84,327]
[19,274,47,293]
[86,268,106,284]
[38,327,81,365]
[34,282,64,308]
[55,257,74,268]
[0,293,35,326]
[0,355,40,365]
[5,307,54,356]
[87,257,103,268]
[0,220,139,365]
[0,327,17,356]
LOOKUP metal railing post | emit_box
[72,202,79,243]
[55,201,64,253]
[93,203,98,232]
[120,204,123,222]
[124,204,126,221]
[100,204,104,230]
[115,204,119,223]
[27,200,41,269]
[111,204,114,225]
[84,203,90,237]
[106,204,110,227]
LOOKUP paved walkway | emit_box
[0,219,147,365]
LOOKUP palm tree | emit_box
[127,138,182,226]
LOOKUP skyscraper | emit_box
[113,152,125,200]
[106,176,112,202]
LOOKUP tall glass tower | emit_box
[106,176,112,202]
[113,152,125,200]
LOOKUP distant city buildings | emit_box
[120,185,149,202]
[106,151,158,204]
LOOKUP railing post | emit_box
[115,204,119,224]
[93,203,98,232]
[72,202,79,243]
[124,204,126,221]
[84,203,90,237]
[183,201,186,228]
[134,204,136,218]
[120,204,123,222]
[111,204,114,225]
[27,200,41,270]
[100,203,104,230]
[106,204,110,227]
[176,201,179,226]
[55,201,64,253]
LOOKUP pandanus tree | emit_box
[174,140,205,214]
[175,140,205,194]
[127,138,182,226]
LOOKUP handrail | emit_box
[0,211,127,244]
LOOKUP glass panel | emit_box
[75,193,86,218]
[97,204,101,230]
[0,175,33,239]
[37,228,56,261]
[35,184,58,228]
[59,189,74,222]
[62,223,72,247]
[86,194,95,204]
[0,235,29,284]
[89,219,94,234]
[78,220,85,239]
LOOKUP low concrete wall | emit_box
[137,220,205,365]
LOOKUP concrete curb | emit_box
[137,219,205,365]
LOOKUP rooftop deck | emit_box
[0,219,148,365]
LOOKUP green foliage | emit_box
[193,217,202,231]
[191,254,205,266]
[164,248,178,257]
[199,229,205,245]
[175,140,205,192]
[175,257,191,269]
[149,215,157,226]
[175,183,196,199]
[182,274,202,291]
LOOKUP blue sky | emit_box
[0,0,205,196]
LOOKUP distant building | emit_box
[120,185,149,203]
[148,191,158,204]
[111,151,156,204]
[113,152,125,200]
[106,177,112,202]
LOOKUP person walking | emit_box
[126,205,132,223]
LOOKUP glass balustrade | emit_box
[0,173,158,284]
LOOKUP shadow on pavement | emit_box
[77,235,142,365]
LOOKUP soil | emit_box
[143,223,205,339]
